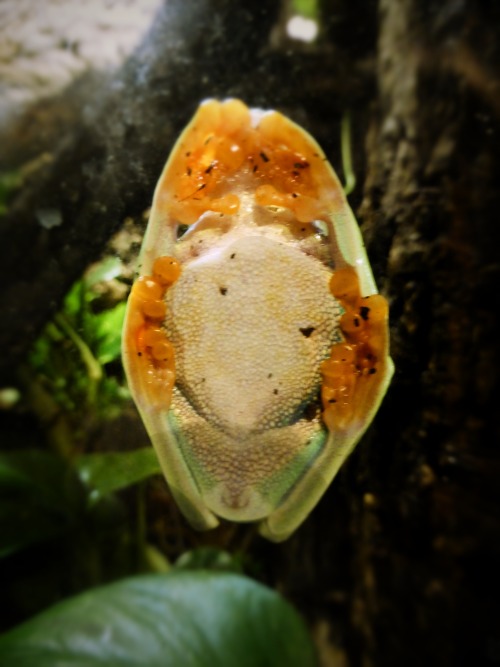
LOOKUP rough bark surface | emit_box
[1,1,499,666]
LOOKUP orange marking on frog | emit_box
[321,266,389,430]
[159,99,338,227]
[125,256,181,409]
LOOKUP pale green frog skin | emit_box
[122,99,394,542]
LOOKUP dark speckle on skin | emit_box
[360,306,370,321]
[299,326,315,338]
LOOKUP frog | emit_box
[122,99,394,542]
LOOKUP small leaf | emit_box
[0,170,22,214]
[76,448,161,496]
[62,280,85,320]
[291,0,318,19]
[92,301,127,365]
[175,547,243,573]
[0,572,317,667]
[85,256,123,287]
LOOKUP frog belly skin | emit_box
[122,99,394,542]
[165,234,340,522]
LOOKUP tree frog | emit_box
[122,99,394,542]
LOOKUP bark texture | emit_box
[1,1,499,665]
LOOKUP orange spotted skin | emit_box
[321,267,389,430]
[155,98,340,228]
[122,99,394,542]
[125,257,181,409]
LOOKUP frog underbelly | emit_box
[162,234,340,521]
[165,234,340,436]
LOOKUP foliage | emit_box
[291,0,318,20]
[0,572,317,667]
[0,447,147,613]
[27,255,129,424]
[76,447,161,498]
[0,171,22,215]
[1,252,160,624]
[1,228,318,663]
[175,546,245,573]
[0,450,86,559]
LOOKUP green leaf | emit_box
[0,572,317,667]
[175,547,244,573]
[84,256,123,288]
[92,301,127,365]
[62,280,85,320]
[0,170,22,214]
[0,451,86,557]
[291,0,318,19]
[76,448,161,496]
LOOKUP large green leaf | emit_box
[0,572,317,667]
